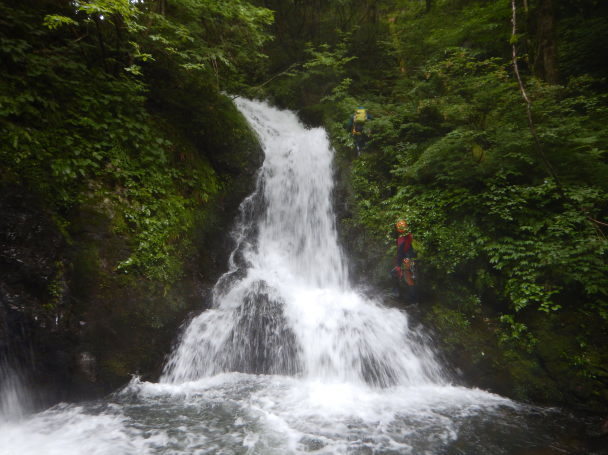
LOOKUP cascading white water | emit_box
[162,98,445,387]
[0,363,31,422]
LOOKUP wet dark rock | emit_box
[0,99,263,407]
[77,352,97,383]
[0,188,77,406]
[222,280,302,375]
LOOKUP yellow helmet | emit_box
[395,219,408,234]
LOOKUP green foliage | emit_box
[302,41,357,75]
[253,0,608,406]
[43,14,78,29]
[138,0,273,89]
[345,48,608,318]
[498,314,538,352]
[0,0,266,285]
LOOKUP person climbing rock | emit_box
[390,219,417,302]
[346,106,372,153]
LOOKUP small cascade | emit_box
[162,99,446,387]
[0,362,31,422]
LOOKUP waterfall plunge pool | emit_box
[1,373,598,455]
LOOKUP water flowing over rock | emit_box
[0,364,31,422]
[162,99,445,387]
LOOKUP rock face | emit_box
[0,101,262,407]
[0,189,85,404]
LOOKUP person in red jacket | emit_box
[391,219,417,300]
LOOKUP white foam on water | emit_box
[0,403,164,455]
[121,373,517,455]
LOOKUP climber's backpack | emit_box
[353,108,367,125]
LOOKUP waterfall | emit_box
[0,363,31,422]
[162,99,446,387]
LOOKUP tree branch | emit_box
[511,0,557,180]
[511,0,606,235]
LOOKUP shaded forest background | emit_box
[1,0,607,413]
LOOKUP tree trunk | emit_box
[153,0,167,15]
[534,0,559,83]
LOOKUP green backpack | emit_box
[354,108,367,125]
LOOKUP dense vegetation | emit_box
[2,0,272,283]
[1,0,606,412]
[1,0,270,391]
[253,0,608,411]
